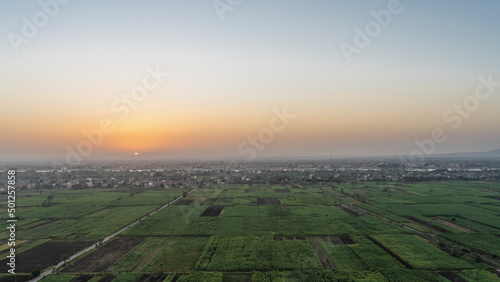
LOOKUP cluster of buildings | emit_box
[1,159,499,192]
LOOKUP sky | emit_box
[1,0,500,162]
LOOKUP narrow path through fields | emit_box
[30,188,197,282]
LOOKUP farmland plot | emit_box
[196,235,322,271]
[372,235,472,270]
[62,238,143,273]
[0,240,94,273]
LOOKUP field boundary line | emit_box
[30,188,196,282]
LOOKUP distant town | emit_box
[2,159,499,192]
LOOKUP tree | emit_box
[47,194,54,206]
[61,254,69,264]
[29,265,42,279]
[475,255,483,263]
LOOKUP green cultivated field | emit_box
[1,181,500,281]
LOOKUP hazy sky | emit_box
[1,0,500,161]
